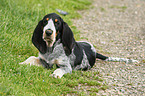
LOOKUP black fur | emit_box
[73,43,83,67]
[96,53,108,60]
[61,22,75,56]
[79,42,96,67]
[32,20,47,54]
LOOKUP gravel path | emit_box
[73,0,145,95]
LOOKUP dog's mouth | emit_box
[43,37,54,47]
[43,31,56,47]
[44,37,53,42]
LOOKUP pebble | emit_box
[117,84,124,87]
[120,89,125,93]
[114,87,118,90]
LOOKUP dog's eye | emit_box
[43,18,49,25]
[55,19,58,22]
[46,18,49,21]
[54,19,59,26]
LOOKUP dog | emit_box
[20,13,138,78]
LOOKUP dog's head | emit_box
[32,13,75,55]
[42,13,63,47]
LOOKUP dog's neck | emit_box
[46,39,61,52]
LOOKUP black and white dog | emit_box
[20,13,138,78]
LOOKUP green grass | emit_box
[109,5,127,12]
[0,0,108,95]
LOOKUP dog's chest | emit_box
[39,43,68,65]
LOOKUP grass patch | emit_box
[109,5,127,12]
[100,85,109,90]
[100,7,106,12]
[0,0,108,95]
[142,59,145,63]
[78,77,102,86]
[87,88,99,93]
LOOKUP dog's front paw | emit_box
[49,69,65,78]
[19,56,41,66]
[49,74,62,78]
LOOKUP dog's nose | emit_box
[45,29,53,36]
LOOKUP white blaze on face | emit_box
[43,19,56,47]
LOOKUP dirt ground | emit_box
[73,0,145,95]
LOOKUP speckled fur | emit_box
[39,40,95,72]
[74,50,91,70]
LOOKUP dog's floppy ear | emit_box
[61,22,75,55]
[32,20,47,54]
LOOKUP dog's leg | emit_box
[49,56,72,78]
[19,56,42,66]
[50,67,72,78]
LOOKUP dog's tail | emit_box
[96,53,138,64]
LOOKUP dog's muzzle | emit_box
[45,29,53,36]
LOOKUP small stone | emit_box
[102,93,108,96]
[120,89,125,93]
[135,11,138,14]
[121,70,125,72]
[114,87,118,90]
[117,91,124,95]
[117,84,124,87]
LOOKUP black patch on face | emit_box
[43,13,63,33]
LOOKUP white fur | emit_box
[43,19,56,47]
[19,56,42,66]
[49,68,66,78]
[106,57,139,64]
